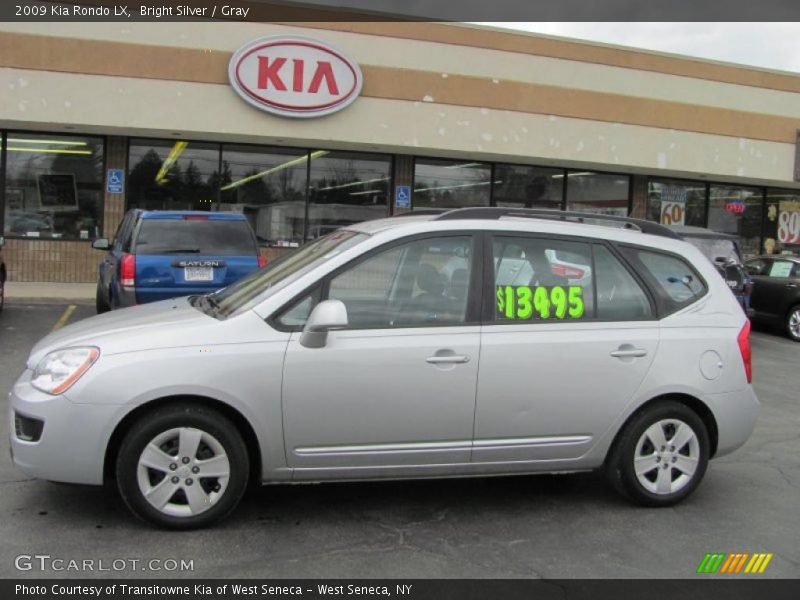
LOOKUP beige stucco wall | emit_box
[0,65,796,188]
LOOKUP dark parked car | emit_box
[746,255,800,341]
[0,235,6,312]
[92,210,266,312]
[668,225,752,314]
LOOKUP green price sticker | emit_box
[496,285,585,320]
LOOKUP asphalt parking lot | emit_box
[0,302,798,579]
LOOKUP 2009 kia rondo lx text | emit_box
[9,209,759,528]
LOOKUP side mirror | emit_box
[299,299,348,348]
[91,238,110,250]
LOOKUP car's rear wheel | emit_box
[95,283,110,314]
[786,305,800,342]
[606,401,709,506]
[116,404,249,529]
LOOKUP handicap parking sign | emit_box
[107,169,124,194]
[395,185,411,209]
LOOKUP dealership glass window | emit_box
[413,159,491,210]
[492,164,563,209]
[219,144,308,247]
[307,150,391,241]
[763,188,800,255]
[708,185,763,258]
[127,139,220,213]
[565,171,630,216]
[2,132,104,240]
[646,178,707,227]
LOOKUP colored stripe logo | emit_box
[697,552,773,574]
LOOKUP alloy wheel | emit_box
[788,308,800,340]
[633,418,700,495]
[136,427,231,518]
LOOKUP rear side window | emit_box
[492,236,594,321]
[134,219,257,256]
[593,246,653,320]
[623,247,706,311]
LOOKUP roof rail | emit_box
[433,207,681,239]
[391,209,446,217]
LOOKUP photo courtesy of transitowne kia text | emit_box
[44,4,252,18]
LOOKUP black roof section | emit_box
[432,207,682,239]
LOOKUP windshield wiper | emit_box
[162,248,201,254]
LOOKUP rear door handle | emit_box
[426,355,470,364]
[610,347,648,358]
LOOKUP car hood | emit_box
[27,297,232,368]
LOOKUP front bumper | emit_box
[8,370,120,485]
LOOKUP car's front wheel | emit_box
[786,305,800,342]
[116,404,249,529]
[606,401,709,507]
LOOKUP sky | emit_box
[479,23,800,74]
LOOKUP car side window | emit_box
[275,292,317,330]
[328,236,473,329]
[624,248,706,310]
[492,236,594,322]
[746,259,769,276]
[593,245,653,320]
[767,260,795,278]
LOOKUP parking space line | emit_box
[51,305,77,332]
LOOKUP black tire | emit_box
[116,404,249,529]
[785,305,800,342]
[605,401,709,507]
[95,283,110,314]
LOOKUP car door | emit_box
[749,258,797,321]
[473,234,659,463]
[280,234,481,472]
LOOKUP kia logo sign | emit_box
[229,36,363,118]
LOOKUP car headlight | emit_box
[31,347,100,395]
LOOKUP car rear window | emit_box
[134,218,257,256]
[621,246,707,313]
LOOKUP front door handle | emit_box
[426,355,470,364]
[785,283,798,289]
[610,346,648,358]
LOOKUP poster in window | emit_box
[36,173,79,211]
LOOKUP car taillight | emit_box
[551,263,585,279]
[121,253,136,288]
[258,256,267,268]
[737,320,752,384]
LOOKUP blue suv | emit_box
[92,210,265,312]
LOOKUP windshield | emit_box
[684,237,742,266]
[198,230,368,319]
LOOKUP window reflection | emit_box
[493,164,563,209]
[565,171,630,216]
[307,150,391,240]
[413,159,491,210]
[220,145,308,247]
[708,185,762,258]
[127,139,220,212]
[3,133,103,240]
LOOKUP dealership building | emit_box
[1,19,799,283]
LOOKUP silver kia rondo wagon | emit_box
[9,209,759,528]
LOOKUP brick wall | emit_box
[4,238,98,282]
